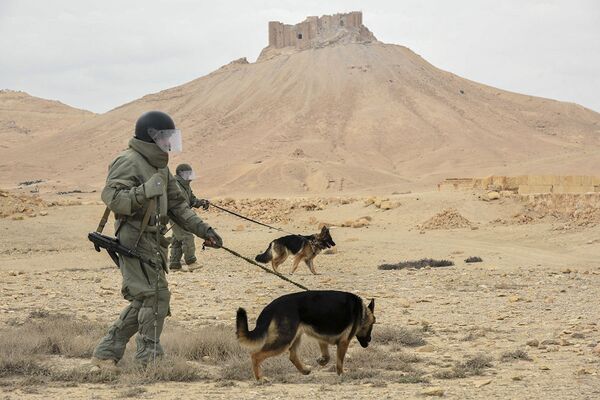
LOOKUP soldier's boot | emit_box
[169,239,183,271]
[135,290,170,365]
[92,300,141,372]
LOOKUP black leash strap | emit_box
[209,203,297,236]
[220,245,309,291]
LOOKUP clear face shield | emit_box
[148,128,182,154]
[178,169,196,181]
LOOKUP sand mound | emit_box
[419,208,473,230]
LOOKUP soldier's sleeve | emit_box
[166,171,211,239]
[189,188,202,208]
[100,156,146,216]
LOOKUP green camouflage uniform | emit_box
[169,175,203,268]
[93,138,213,364]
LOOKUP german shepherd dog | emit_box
[254,226,335,275]
[236,290,375,380]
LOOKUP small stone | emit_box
[576,368,591,375]
[561,268,572,274]
[398,298,411,308]
[487,191,500,200]
[560,339,573,346]
[541,339,560,346]
[473,379,492,388]
[539,366,550,371]
[416,344,435,353]
[512,375,523,381]
[526,339,539,347]
[39,211,48,216]
[421,387,444,397]
[593,343,600,355]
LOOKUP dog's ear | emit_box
[368,299,375,312]
[321,225,329,233]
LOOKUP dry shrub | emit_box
[434,354,493,379]
[162,324,244,362]
[0,312,430,384]
[500,349,532,362]
[375,326,426,347]
[378,259,453,271]
[0,311,105,360]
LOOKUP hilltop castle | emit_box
[266,11,376,50]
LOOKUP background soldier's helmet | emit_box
[176,163,193,177]
[134,111,176,143]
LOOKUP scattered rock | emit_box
[487,191,500,200]
[541,339,560,346]
[560,339,573,346]
[473,379,492,388]
[398,298,411,308]
[416,344,435,353]
[421,387,444,397]
[509,295,522,303]
[379,200,400,210]
[526,339,539,347]
[592,344,600,356]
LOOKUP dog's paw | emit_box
[317,356,330,366]
[301,367,312,375]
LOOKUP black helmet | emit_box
[176,163,192,176]
[134,111,175,143]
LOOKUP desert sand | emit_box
[1,11,600,400]
[1,189,600,399]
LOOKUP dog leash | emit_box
[209,203,301,237]
[201,202,311,290]
[219,245,309,291]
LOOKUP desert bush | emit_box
[375,326,426,347]
[500,349,532,362]
[378,259,453,270]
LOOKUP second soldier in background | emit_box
[169,163,210,271]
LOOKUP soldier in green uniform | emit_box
[169,164,209,271]
[91,111,222,371]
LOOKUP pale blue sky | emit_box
[1,0,598,113]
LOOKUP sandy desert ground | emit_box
[1,188,600,399]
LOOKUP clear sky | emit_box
[1,0,598,113]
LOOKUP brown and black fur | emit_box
[254,226,335,275]
[236,290,375,380]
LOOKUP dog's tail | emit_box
[236,308,267,350]
[254,243,273,263]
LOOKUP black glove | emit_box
[204,228,222,248]
[194,199,210,210]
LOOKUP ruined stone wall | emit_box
[438,175,600,194]
[268,11,366,50]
